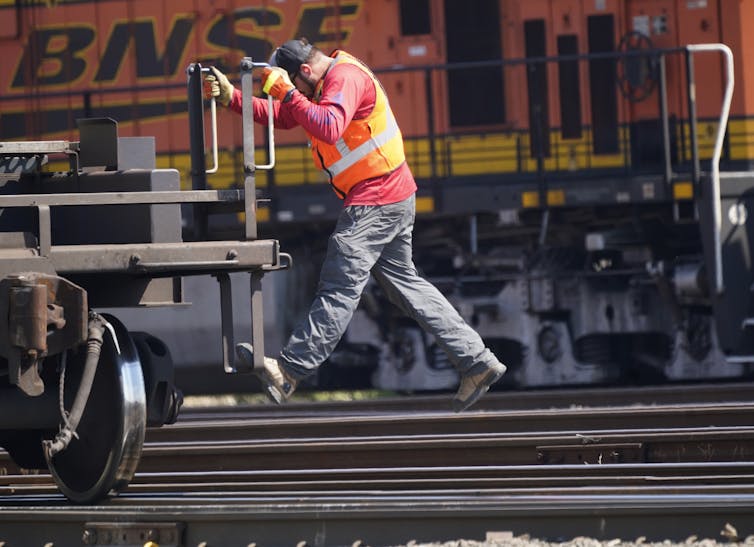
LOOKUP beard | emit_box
[297,74,317,99]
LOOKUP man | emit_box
[205,38,506,411]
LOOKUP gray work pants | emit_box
[279,193,499,380]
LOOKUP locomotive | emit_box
[2,0,754,400]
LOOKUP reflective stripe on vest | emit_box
[327,110,400,178]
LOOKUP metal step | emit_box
[726,355,754,364]
[741,318,754,329]
[0,141,77,156]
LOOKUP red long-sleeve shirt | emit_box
[229,62,416,206]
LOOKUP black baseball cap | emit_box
[269,39,313,78]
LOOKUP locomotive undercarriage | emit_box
[343,207,745,391]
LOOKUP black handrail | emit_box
[186,62,208,241]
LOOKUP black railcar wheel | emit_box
[45,314,146,503]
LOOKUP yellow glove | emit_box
[204,66,234,107]
[261,67,295,102]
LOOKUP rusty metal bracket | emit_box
[7,283,47,396]
[0,273,88,396]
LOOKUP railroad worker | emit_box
[205,38,506,411]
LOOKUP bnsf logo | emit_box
[11,4,359,89]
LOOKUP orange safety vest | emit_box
[307,50,406,198]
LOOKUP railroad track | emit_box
[1,384,753,545]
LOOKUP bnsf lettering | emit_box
[12,27,94,87]
[206,8,280,61]
[95,17,194,81]
[11,4,359,90]
[294,5,359,44]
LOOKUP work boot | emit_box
[235,343,297,404]
[452,360,507,412]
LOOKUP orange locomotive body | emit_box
[2,1,753,184]
[3,0,754,392]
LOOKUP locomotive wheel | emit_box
[45,314,146,503]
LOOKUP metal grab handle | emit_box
[686,44,734,295]
[250,61,276,171]
[207,96,219,174]
[263,252,293,272]
[240,57,279,239]
[256,94,276,170]
[199,67,219,175]
[201,62,275,174]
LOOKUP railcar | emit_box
[2,0,754,396]
[0,54,286,501]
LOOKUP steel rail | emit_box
[6,483,754,499]
[7,483,754,498]
[7,463,754,497]
[118,426,754,473]
[180,382,754,420]
[6,460,754,486]
[0,493,752,545]
[156,402,754,444]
